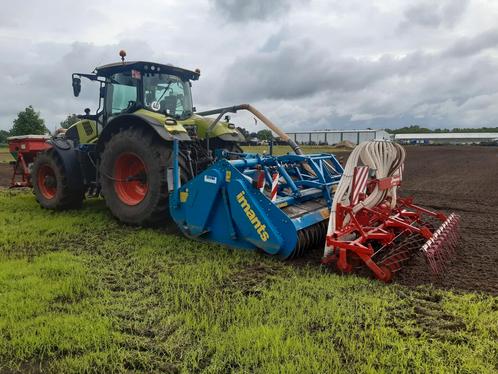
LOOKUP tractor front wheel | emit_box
[100,128,175,226]
[32,151,84,209]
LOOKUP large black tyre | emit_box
[32,151,84,210]
[211,139,243,154]
[99,127,187,226]
[224,142,243,153]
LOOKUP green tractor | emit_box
[32,52,245,225]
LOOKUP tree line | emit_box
[385,125,498,134]
[0,106,78,144]
[236,127,273,142]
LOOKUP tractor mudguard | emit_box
[97,113,191,152]
[47,138,84,191]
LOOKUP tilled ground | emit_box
[1,145,496,295]
[0,162,11,187]
[396,145,498,295]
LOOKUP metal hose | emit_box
[324,140,405,256]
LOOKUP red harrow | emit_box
[322,141,460,282]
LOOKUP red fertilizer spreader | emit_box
[7,135,51,188]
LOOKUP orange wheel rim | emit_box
[37,165,57,199]
[114,153,148,205]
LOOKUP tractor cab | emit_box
[92,60,199,123]
[67,53,242,147]
[70,59,199,135]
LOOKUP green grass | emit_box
[0,190,497,373]
[0,146,13,163]
[242,145,349,155]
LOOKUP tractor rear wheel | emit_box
[100,127,184,226]
[32,151,84,209]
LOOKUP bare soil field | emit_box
[0,162,11,186]
[1,145,496,295]
[397,145,498,295]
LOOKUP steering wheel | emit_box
[121,100,136,113]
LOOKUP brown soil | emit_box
[396,145,498,295]
[0,163,13,187]
[1,146,497,294]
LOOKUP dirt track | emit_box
[1,145,497,294]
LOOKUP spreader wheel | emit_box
[32,151,84,209]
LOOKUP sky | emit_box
[1,0,498,133]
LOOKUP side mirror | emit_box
[192,106,196,112]
[72,77,81,97]
[99,86,106,98]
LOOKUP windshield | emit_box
[143,74,193,119]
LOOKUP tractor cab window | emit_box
[107,73,138,115]
[143,74,193,119]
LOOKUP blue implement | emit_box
[170,142,344,259]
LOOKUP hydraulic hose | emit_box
[239,104,303,155]
[197,104,303,155]
[324,140,405,256]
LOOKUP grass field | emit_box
[0,190,497,373]
[0,146,13,163]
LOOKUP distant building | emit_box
[394,133,498,144]
[286,129,390,145]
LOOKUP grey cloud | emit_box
[221,40,434,103]
[443,28,498,58]
[442,0,471,27]
[212,0,298,22]
[403,3,441,28]
[0,40,157,130]
[220,29,498,130]
[1,0,498,132]
[0,1,107,32]
[400,0,469,30]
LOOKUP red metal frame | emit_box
[323,174,460,282]
[8,136,52,188]
[10,152,31,187]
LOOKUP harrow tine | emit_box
[421,213,460,274]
